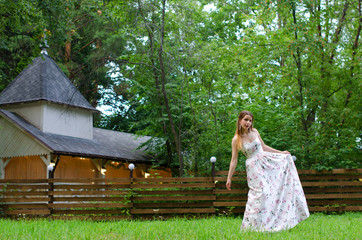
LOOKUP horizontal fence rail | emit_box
[0,169,361,220]
[215,169,362,214]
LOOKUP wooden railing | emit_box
[215,169,362,214]
[0,169,361,220]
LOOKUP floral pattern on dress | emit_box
[241,138,310,232]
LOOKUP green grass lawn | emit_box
[0,213,361,240]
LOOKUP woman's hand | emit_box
[282,150,290,155]
[226,179,232,190]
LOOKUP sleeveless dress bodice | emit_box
[241,137,263,159]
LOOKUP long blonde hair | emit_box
[235,110,254,150]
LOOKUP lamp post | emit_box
[47,164,54,215]
[128,163,135,179]
[210,156,216,181]
[47,164,54,179]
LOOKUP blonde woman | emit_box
[226,110,309,232]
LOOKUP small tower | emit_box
[0,37,98,139]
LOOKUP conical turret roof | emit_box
[0,54,97,111]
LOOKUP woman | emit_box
[226,110,309,232]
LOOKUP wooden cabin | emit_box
[0,53,171,179]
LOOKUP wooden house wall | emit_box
[105,163,130,178]
[5,156,46,179]
[54,156,99,179]
[105,163,145,178]
[2,155,159,180]
[148,167,172,178]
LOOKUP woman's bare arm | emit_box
[255,129,290,154]
[226,136,239,190]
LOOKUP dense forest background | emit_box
[0,0,360,176]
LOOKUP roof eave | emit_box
[0,99,99,113]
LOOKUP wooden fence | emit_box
[0,169,361,220]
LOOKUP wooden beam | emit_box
[40,154,51,178]
[3,158,11,168]
[91,158,105,178]
[91,158,101,172]
[40,154,50,166]
[49,155,60,178]
[0,158,11,179]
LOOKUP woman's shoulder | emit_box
[232,134,241,145]
[251,128,260,139]
[232,134,242,150]
[251,128,259,134]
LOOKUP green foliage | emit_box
[0,0,360,175]
[0,0,42,90]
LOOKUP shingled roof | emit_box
[0,109,152,162]
[0,54,97,111]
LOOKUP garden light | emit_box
[129,163,135,178]
[47,164,54,179]
[210,157,216,180]
[47,165,54,172]
[128,163,135,170]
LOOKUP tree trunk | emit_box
[65,41,71,63]
[158,0,184,176]
[342,0,361,125]
[292,2,310,161]
[137,0,174,165]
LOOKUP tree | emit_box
[208,0,361,169]
[1,0,360,174]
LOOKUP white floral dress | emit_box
[241,137,310,232]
